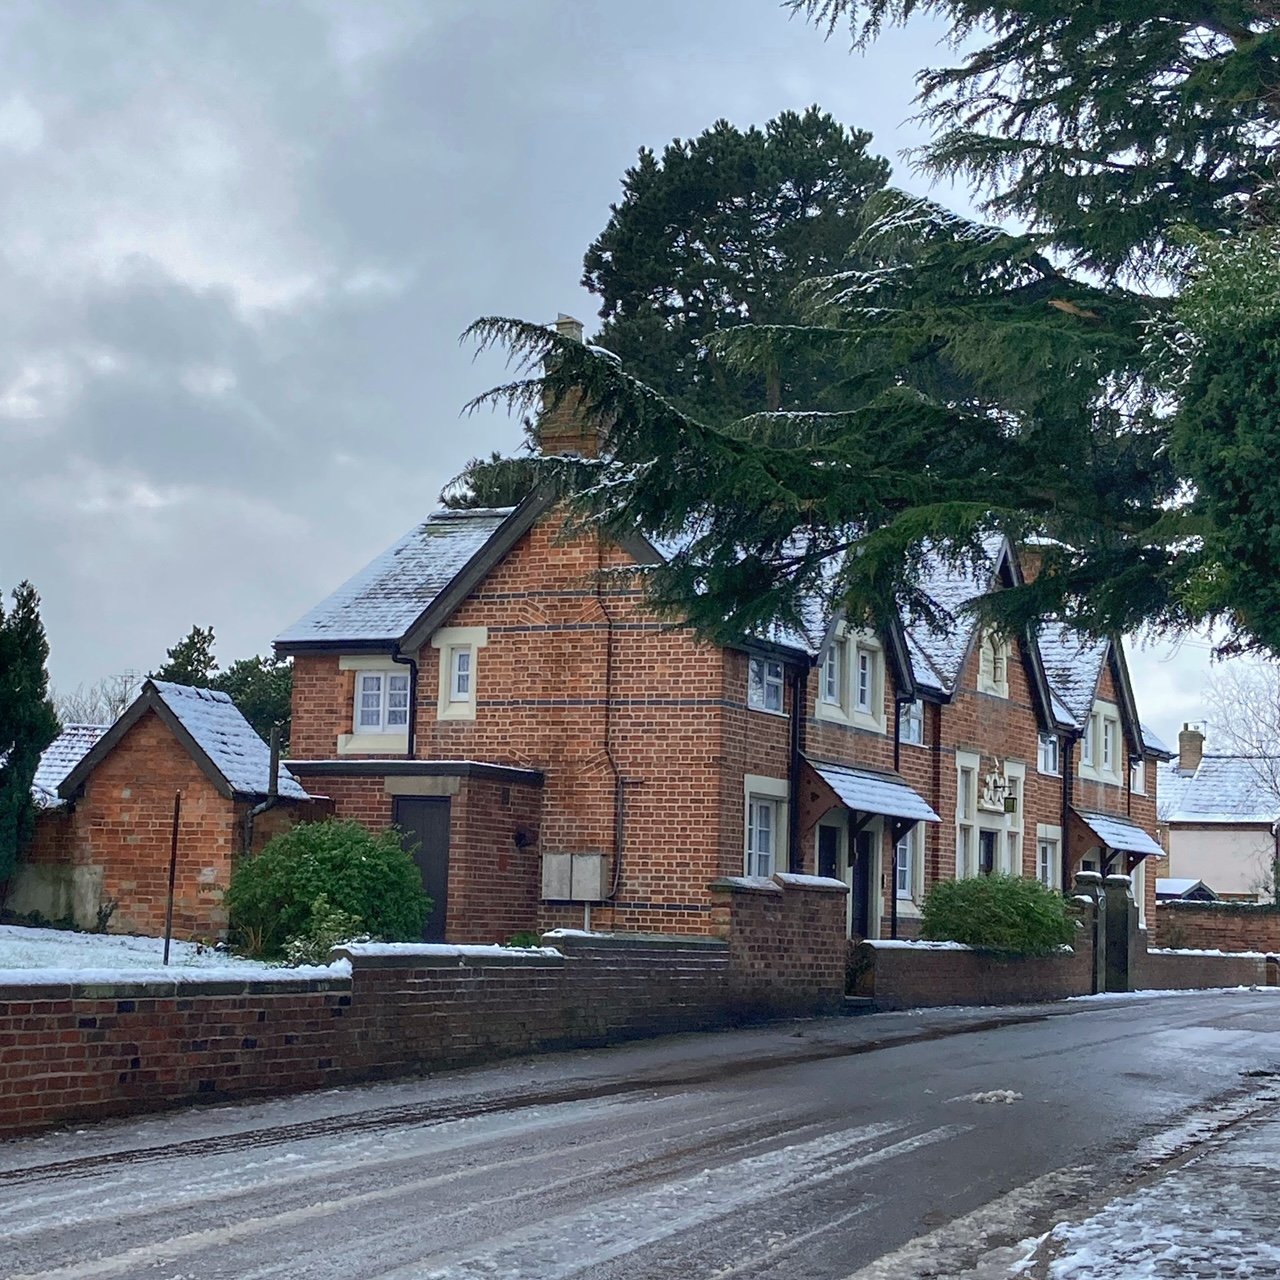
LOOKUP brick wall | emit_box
[0,876,843,1137]
[856,937,1095,1010]
[1155,902,1280,953]
[709,872,849,1016]
[1133,946,1266,991]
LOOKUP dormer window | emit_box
[901,699,924,745]
[855,646,875,712]
[356,671,410,733]
[821,640,844,706]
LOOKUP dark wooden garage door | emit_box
[393,796,450,941]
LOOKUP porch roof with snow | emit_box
[805,758,940,825]
[59,680,310,804]
[1073,808,1164,860]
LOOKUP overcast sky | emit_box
[0,0,1227,749]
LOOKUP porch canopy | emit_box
[1072,809,1164,860]
[804,757,940,826]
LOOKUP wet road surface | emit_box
[4,991,1279,1279]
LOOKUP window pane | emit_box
[764,662,783,711]
[358,673,383,728]
[451,648,472,699]
[959,768,974,820]
[748,659,765,708]
[822,645,840,703]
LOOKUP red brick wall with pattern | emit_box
[0,878,845,1138]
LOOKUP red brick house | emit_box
[276,321,1168,944]
[15,681,320,938]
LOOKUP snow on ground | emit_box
[0,924,349,983]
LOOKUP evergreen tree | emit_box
[0,582,60,885]
[583,107,890,424]
[788,2,1280,279]
[208,655,293,749]
[151,625,217,686]
[440,450,545,510]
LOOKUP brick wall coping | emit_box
[773,872,850,894]
[0,958,350,989]
[334,943,564,968]
[0,973,351,1001]
[1149,946,1270,959]
[1158,900,1280,914]
[864,939,974,951]
[283,758,545,786]
[542,930,729,952]
[709,875,783,895]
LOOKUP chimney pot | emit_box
[1178,723,1205,774]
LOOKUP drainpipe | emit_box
[788,665,805,872]
[1060,735,1076,890]
[243,724,283,856]
[391,645,419,759]
[890,698,907,939]
[595,536,627,908]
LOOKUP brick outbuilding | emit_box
[13,681,323,938]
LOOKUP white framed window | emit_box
[1038,733,1060,776]
[901,699,924,746]
[855,646,874,712]
[448,646,472,702]
[355,670,410,733]
[1101,717,1116,773]
[744,774,788,879]
[1037,837,1057,888]
[895,825,922,900]
[1036,823,1062,890]
[957,754,978,877]
[821,640,843,706]
[431,625,488,722]
[1081,714,1096,767]
[1131,756,1146,794]
[748,657,785,713]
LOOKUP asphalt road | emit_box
[4,991,1280,1280]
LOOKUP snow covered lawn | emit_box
[0,924,345,982]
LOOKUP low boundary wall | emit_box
[0,874,849,1137]
[1156,901,1280,954]
[856,932,1268,1011]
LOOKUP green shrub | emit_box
[505,930,544,949]
[282,895,370,967]
[227,819,430,960]
[921,875,1075,955]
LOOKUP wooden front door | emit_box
[393,796,450,941]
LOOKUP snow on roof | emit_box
[1141,722,1173,758]
[1037,626,1108,728]
[150,681,309,800]
[900,538,1005,696]
[275,507,516,647]
[32,724,110,808]
[1075,809,1165,859]
[808,758,940,823]
[1157,755,1280,825]
[1156,877,1218,899]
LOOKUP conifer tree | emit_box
[151,625,217,686]
[0,582,60,885]
[583,107,890,424]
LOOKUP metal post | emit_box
[162,791,181,965]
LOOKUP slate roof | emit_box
[32,724,110,808]
[1141,722,1174,758]
[1074,808,1165,859]
[900,538,1006,697]
[1156,877,1219,900]
[59,681,309,803]
[275,507,515,647]
[149,682,310,800]
[1157,756,1280,825]
[806,758,940,824]
[1037,626,1109,729]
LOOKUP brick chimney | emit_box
[1178,723,1205,773]
[536,313,603,459]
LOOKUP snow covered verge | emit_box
[0,924,350,985]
